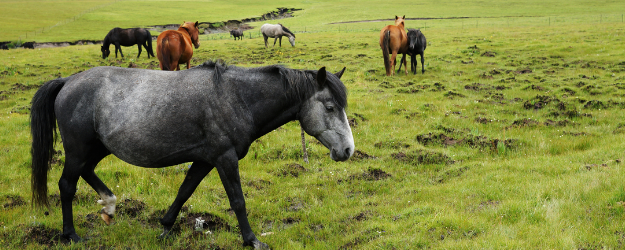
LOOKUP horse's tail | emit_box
[31,78,66,209]
[146,31,155,57]
[382,30,391,75]
[160,37,171,71]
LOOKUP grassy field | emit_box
[2,0,625,249]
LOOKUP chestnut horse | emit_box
[379,16,408,76]
[157,21,201,71]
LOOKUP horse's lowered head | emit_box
[394,15,406,27]
[299,67,354,161]
[100,45,111,59]
[181,21,201,49]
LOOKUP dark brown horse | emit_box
[156,21,200,71]
[379,16,408,76]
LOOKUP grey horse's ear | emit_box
[195,21,199,27]
[316,67,327,87]
[335,67,346,79]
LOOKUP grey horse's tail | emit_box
[31,78,66,209]
[382,30,391,75]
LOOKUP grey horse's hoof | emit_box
[244,239,270,249]
[157,228,174,240]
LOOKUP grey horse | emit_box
[260,23,295,47]
[30,60,353,249]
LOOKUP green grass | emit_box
[2,0,625,249]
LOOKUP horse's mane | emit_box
[279,24,296,38]
[198,60,346,109]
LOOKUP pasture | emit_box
[2,0,625,249]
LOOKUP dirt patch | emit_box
[117,198,146,218]
[433,166,470,183]
[510,118,540,127]
[247,179,272,190]
[481,51,496,57]
[340,168,391,183]
[393,150,455,165]
[273,163,306,177]
[350,211,373,221]
[416,132,518,150]
[584,100,607,109]
[11,83,39,91]
[515,68,533,74]
[544,119,575,127]
[22,224,65,246]
[523,95,560,110]
[348,113,367,127]
[374,140,410,149]
[2,195,26,209]
[183,212,232,232]
[444,91,466,99]
[351,150,378,160]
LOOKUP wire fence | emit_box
[201,13,625,41]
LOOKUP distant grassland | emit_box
[2,0,625,42]
[2,0,625,249]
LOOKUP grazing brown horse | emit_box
[157,21,201,71]
[379,15,408,76]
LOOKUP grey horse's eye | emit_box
[325,105,334,112]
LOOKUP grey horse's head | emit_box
[299,67,353,161]
[288,35,295,47]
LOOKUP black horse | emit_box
[101,27,154,59]
[230,29,243,40]
[397,28,427,74]
[30,61,354,249]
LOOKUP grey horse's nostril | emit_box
[344,148,351,156]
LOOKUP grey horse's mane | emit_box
[279,24,296,38]
[198,60,346,109]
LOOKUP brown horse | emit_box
[157,21,201,71]
[379,15,408,76]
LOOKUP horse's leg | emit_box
[411,54,417,75]
[137,44,142,58]
[216,150,268,249]
[402,54,408,75]
[397,54,406,74]
[390,51,398,76]
[279,36,282,47]
[273,37,278,47]
[79,143,114,224]
[159,161,214,238]
[420,52,425,74]
[263,34,268,48]
[60,143,108,242]
[186,61,190,70]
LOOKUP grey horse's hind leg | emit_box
[159,161,214,238]
[60,142,110,242]
[79,143,114,224]
[215,150,269,249]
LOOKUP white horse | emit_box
[260,23,296,47]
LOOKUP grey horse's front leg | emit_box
[273,37,278,47]
[263,34,268,48]
[159,162,214,238]
[216,150,269,249]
